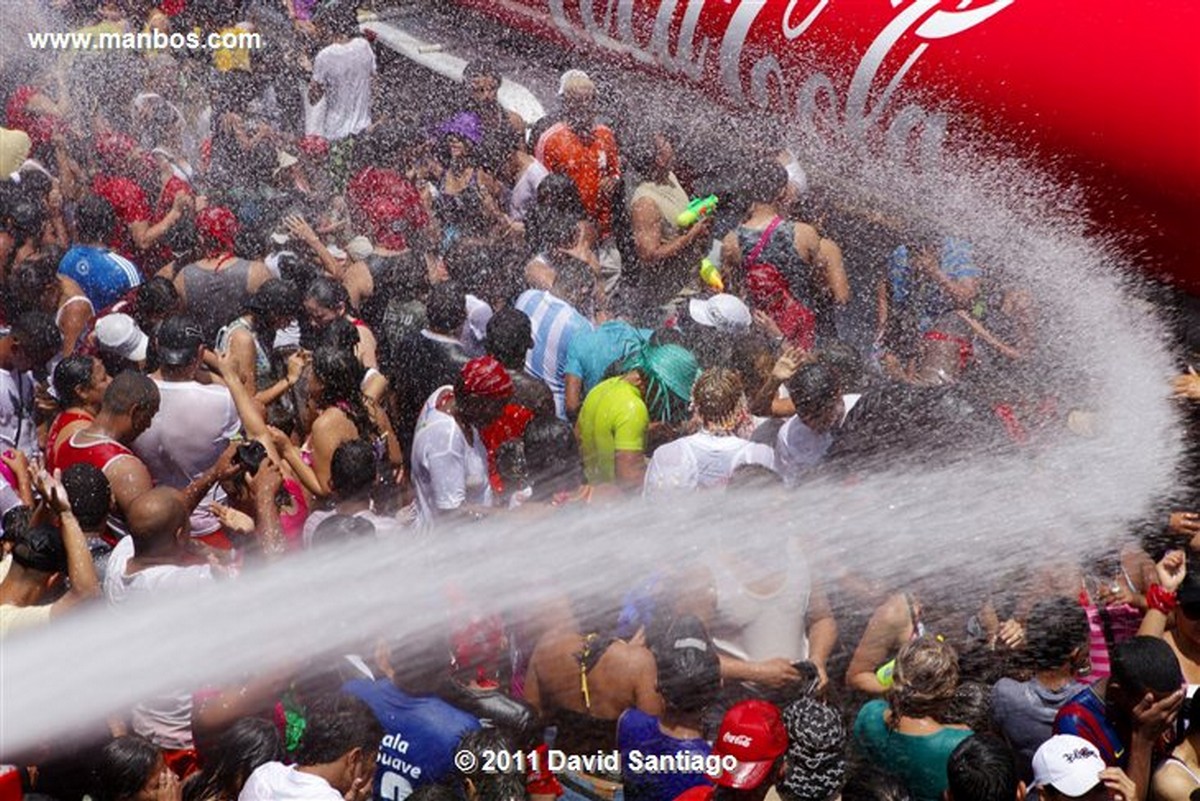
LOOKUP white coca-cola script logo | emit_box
[545,0,1014,166]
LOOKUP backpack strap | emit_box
[745,216,784,266]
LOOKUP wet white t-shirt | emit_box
[131,379,241,536]
[311,37,376,141]
[644,431,775,497]
[0,368,37,456]
[410,387,491,526]
[239,762,342,801]
[105,536,215,749]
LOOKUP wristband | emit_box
[1147,583,1178,614]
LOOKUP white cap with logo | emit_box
[1031,734,1106,797]
[688,293,752,332]
[93,313,149,362]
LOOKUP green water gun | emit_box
[699,258,724,292]
[677,195,718,228]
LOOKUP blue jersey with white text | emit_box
[342,678,481,801]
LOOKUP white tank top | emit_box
[708,536,812,664]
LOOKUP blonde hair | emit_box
[888,636,958,724]
[692,368,747,433]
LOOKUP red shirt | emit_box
[479,403,534,493]
[536,122,620,238]
[91,174,151,262]
[347,166,430,248]
[155,174,192,222]
[6,85,59,147]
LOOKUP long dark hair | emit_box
[53,354,97,409]
[183,718,284,801]
[311,345,373,439]
[92,736,161,801]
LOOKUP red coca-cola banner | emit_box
[452,0,1200,287]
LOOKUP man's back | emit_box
[312,37,375,141]
[515,289,592,418]
[239,761,342,801]
[58,245,143,310]
[342,678,480,800]
[645,432,775,496]
[131,379,239,536]
[1053,684,1125,767]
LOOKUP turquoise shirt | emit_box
[853,699,972,801]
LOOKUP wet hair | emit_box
[312,344,364,408]
[425,281,467,334]
[692,368,744,426]
[133,276,180,327]
[787,363,841,421]
[372,249,430,302]
[330,440,376,499]
[61,463,112,530]
[727,463,784,491]
[456,729,526,801]
[943,680,993,732]
[11,311,63,366]
[311,513,377,548]
[408,786,459,801]
[1025,597,1089,671]
[76,194,117,243]
[322,317,362,352]
[946,735,1018,801]
[526,207,580,256]
[7,255,61,317]
[1,505,31,544]
[93,735,161,801]
[840,764,913,801]
[486,307,534,370]
[551,255,594,301]
[305,276,350,313]
[462,59,502,85]
[294,693,383,766]
[522,416,584,500]
[748,159,790,205]
[1111,635,1184,697]
[53,354,98,408]
[246,278,300,322]
[2,196,46,243]
[624,124,678,177]
[184,718,283,801]
[818,340,866,394]
[536,172,586,219]
[621,343,700,424]
[888,635,959,723]
[103,370,159,416]
[649,614,721,715]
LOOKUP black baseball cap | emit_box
[156,315,206,366]
[11,524,67,573]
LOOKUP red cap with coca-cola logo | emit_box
[712,699,788,789]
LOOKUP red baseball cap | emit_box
[712,700,788,789]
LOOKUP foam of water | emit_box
[0,3,1186,759]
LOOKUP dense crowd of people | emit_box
[4,1,1200,800]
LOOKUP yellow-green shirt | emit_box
[578,377,649,485]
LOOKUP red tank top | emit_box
[56,429,135,474]
[46,409,95,473]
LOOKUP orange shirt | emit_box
[536,122,620,238]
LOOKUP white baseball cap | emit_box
[94,313,149,362]
[689,294,752,332]
[1031,735,1105,797]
